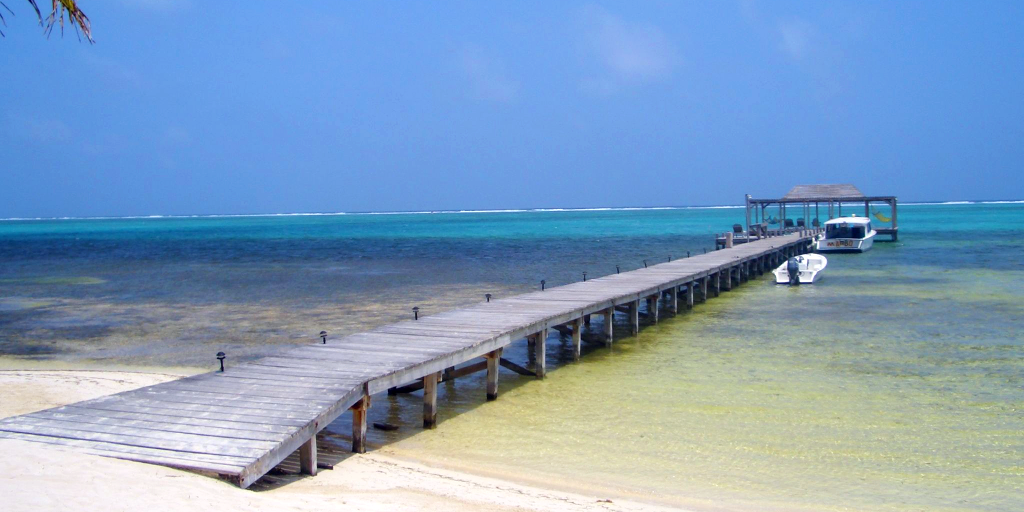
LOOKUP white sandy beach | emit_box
[0,368,688,512]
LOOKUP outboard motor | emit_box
[786,257,801,285]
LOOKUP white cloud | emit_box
[778,19,815,60]
[579,5,678,93]
[161,126,193,146]
[81,52,144,89]
[457,45,519,103]
[6,114,73,144]
[118,0,190,11]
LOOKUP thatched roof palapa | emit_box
[782,184,865,201]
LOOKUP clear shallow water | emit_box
[2,204,1023,511]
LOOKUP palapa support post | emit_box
[571,318,582,362]
[485,347,503,400]
[603,307,614,346]
[351,394,371,453]
[299,434,317,476]
[423,371,441,428]
[629,300,640,334]
[532,330,547,378]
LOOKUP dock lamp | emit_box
[541,280,546,291]
[320,330,327,344]
[413,307,420,320]
[216,352,226,372]
[582,272,587,282]
[485,293,492,302]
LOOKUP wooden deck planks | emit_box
[0,233,813,488]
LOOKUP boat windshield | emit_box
[826,223,866,239]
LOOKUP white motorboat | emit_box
[816,216,875,253]
[774,254,828,285]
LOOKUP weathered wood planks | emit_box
[0,233,814,489]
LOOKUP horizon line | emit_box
[0,199,1021,222]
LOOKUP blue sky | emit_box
[2,1,1022,217]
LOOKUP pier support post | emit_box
[485,348,502,400]
[351,395,370,453]
[299,435,317,476]
[583,314,591,325]
[531,330,547,378]
[603,308,614,345]
[713,272,721,297]
[647,295,659,323]
[571,318,582,362]
[687,282,695,308]
[723,268,733,291]
[629,300,640,334]
[423,371,441,428]
[700,277,708,301]
[671,286,679,314]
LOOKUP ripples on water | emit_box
[1,204,1022,511]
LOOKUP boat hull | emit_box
[773,254,827,285]
[816,232,875,253]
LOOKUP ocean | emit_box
[1,202,1022,511]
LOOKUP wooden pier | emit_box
[0,232,818,488]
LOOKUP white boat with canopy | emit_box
[817,216,875,253]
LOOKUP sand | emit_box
[0,368,686,512]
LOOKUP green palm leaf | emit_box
[0,0,92,42]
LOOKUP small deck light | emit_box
[216,352,226,372]
[485,293,492,302]
[541,280,546,290]
[320,330,327,344]
[582,272,587,282]
[412,306,420,320]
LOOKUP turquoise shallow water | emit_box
[1,203,1022,510]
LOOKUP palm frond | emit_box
[32,0,92,43]
[0,2,14,37]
